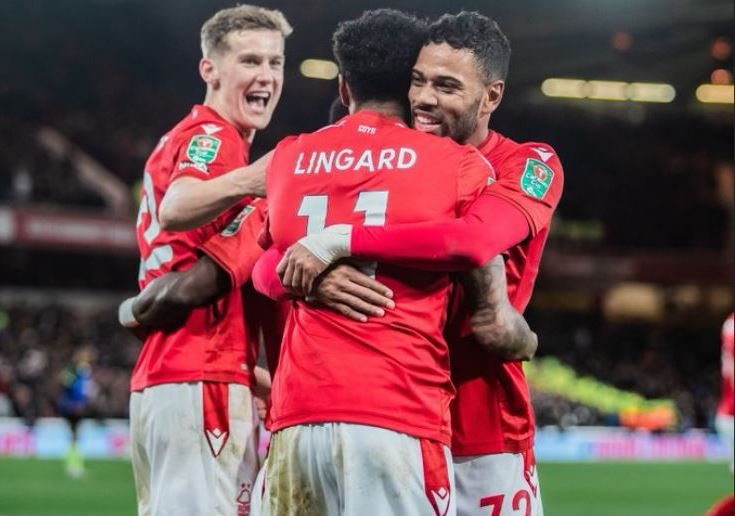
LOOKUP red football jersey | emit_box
[717,313,734,417]
[131,104,257,391]
[199,198,290,376]
[447,131,564,455]
[264,110,494,444]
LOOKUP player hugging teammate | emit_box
[120,6,562,516]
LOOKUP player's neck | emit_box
[465,124,490,148]
[352,101,407,124]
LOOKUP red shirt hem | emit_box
[451,435,534,456]
[131,371,254,392]
[269,411,451,446]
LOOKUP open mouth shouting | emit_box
[245,91,272,113]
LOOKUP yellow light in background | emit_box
[696,84,734,104]
[299,59,339,80]
[627,82,676,103]
[541,78,676,103]
[541,78,586,98]
[587,80,628,101]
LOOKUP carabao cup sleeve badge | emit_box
[520,158,554,199]
[186,135,222,165]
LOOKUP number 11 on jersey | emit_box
[297,191,388,277]
[297,191,389,234]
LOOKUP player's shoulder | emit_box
[498,134,561,165]
[274,118,349,150]
[169,105,241,148]
[490,133,563,179]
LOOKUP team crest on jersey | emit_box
[186,134,221,165]
[520,158,554,199]
[221,205,255,237]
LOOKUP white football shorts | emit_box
[260,422,455,516]
[453,449,543,516]
[130,381,260,516]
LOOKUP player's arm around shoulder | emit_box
[158,124,271,231]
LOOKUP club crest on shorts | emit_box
[237,482,252,516]
[186,134,221,165]
[520,158,554,199]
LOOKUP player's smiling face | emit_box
[205,29,285,136]
[409,43,488,144]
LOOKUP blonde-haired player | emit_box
[125,5,291,515]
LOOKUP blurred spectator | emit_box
[0,302,138,422]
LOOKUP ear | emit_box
[338,74,351,108]
[199,56,220,89]
[481,80,505,117]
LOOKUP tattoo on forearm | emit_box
[463,255,536,360]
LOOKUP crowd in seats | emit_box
[0,302,138,423]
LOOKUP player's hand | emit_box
[277,243,329,297]
[314,264,394,322]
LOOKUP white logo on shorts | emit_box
[431,487,450,516]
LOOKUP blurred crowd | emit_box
[527,308,724,430]
[0,303,139,423]
[0,300,724,432]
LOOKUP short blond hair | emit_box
[201,4,293,57]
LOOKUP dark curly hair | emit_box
[332,9,428,105]
[428,12,511,83]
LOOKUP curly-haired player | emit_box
[277,12,563,515]
[255,9,499,516]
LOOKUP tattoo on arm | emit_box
[463,255,538,361]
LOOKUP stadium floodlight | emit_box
[541,78,676,103]
[627,82,676,103]
[587,80,628,101]
[299,59,339,80]
[540,78,586,98]
[695,84,734,104]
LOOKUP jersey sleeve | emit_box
[199,198,267,289]
[170,124,246,183]
[252,246,289,300]
[483,144,564,236]
[350,195,528,270]
[456,145,496,215]
[348,145,525,271]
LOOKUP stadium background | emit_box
[0,0,732,514]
